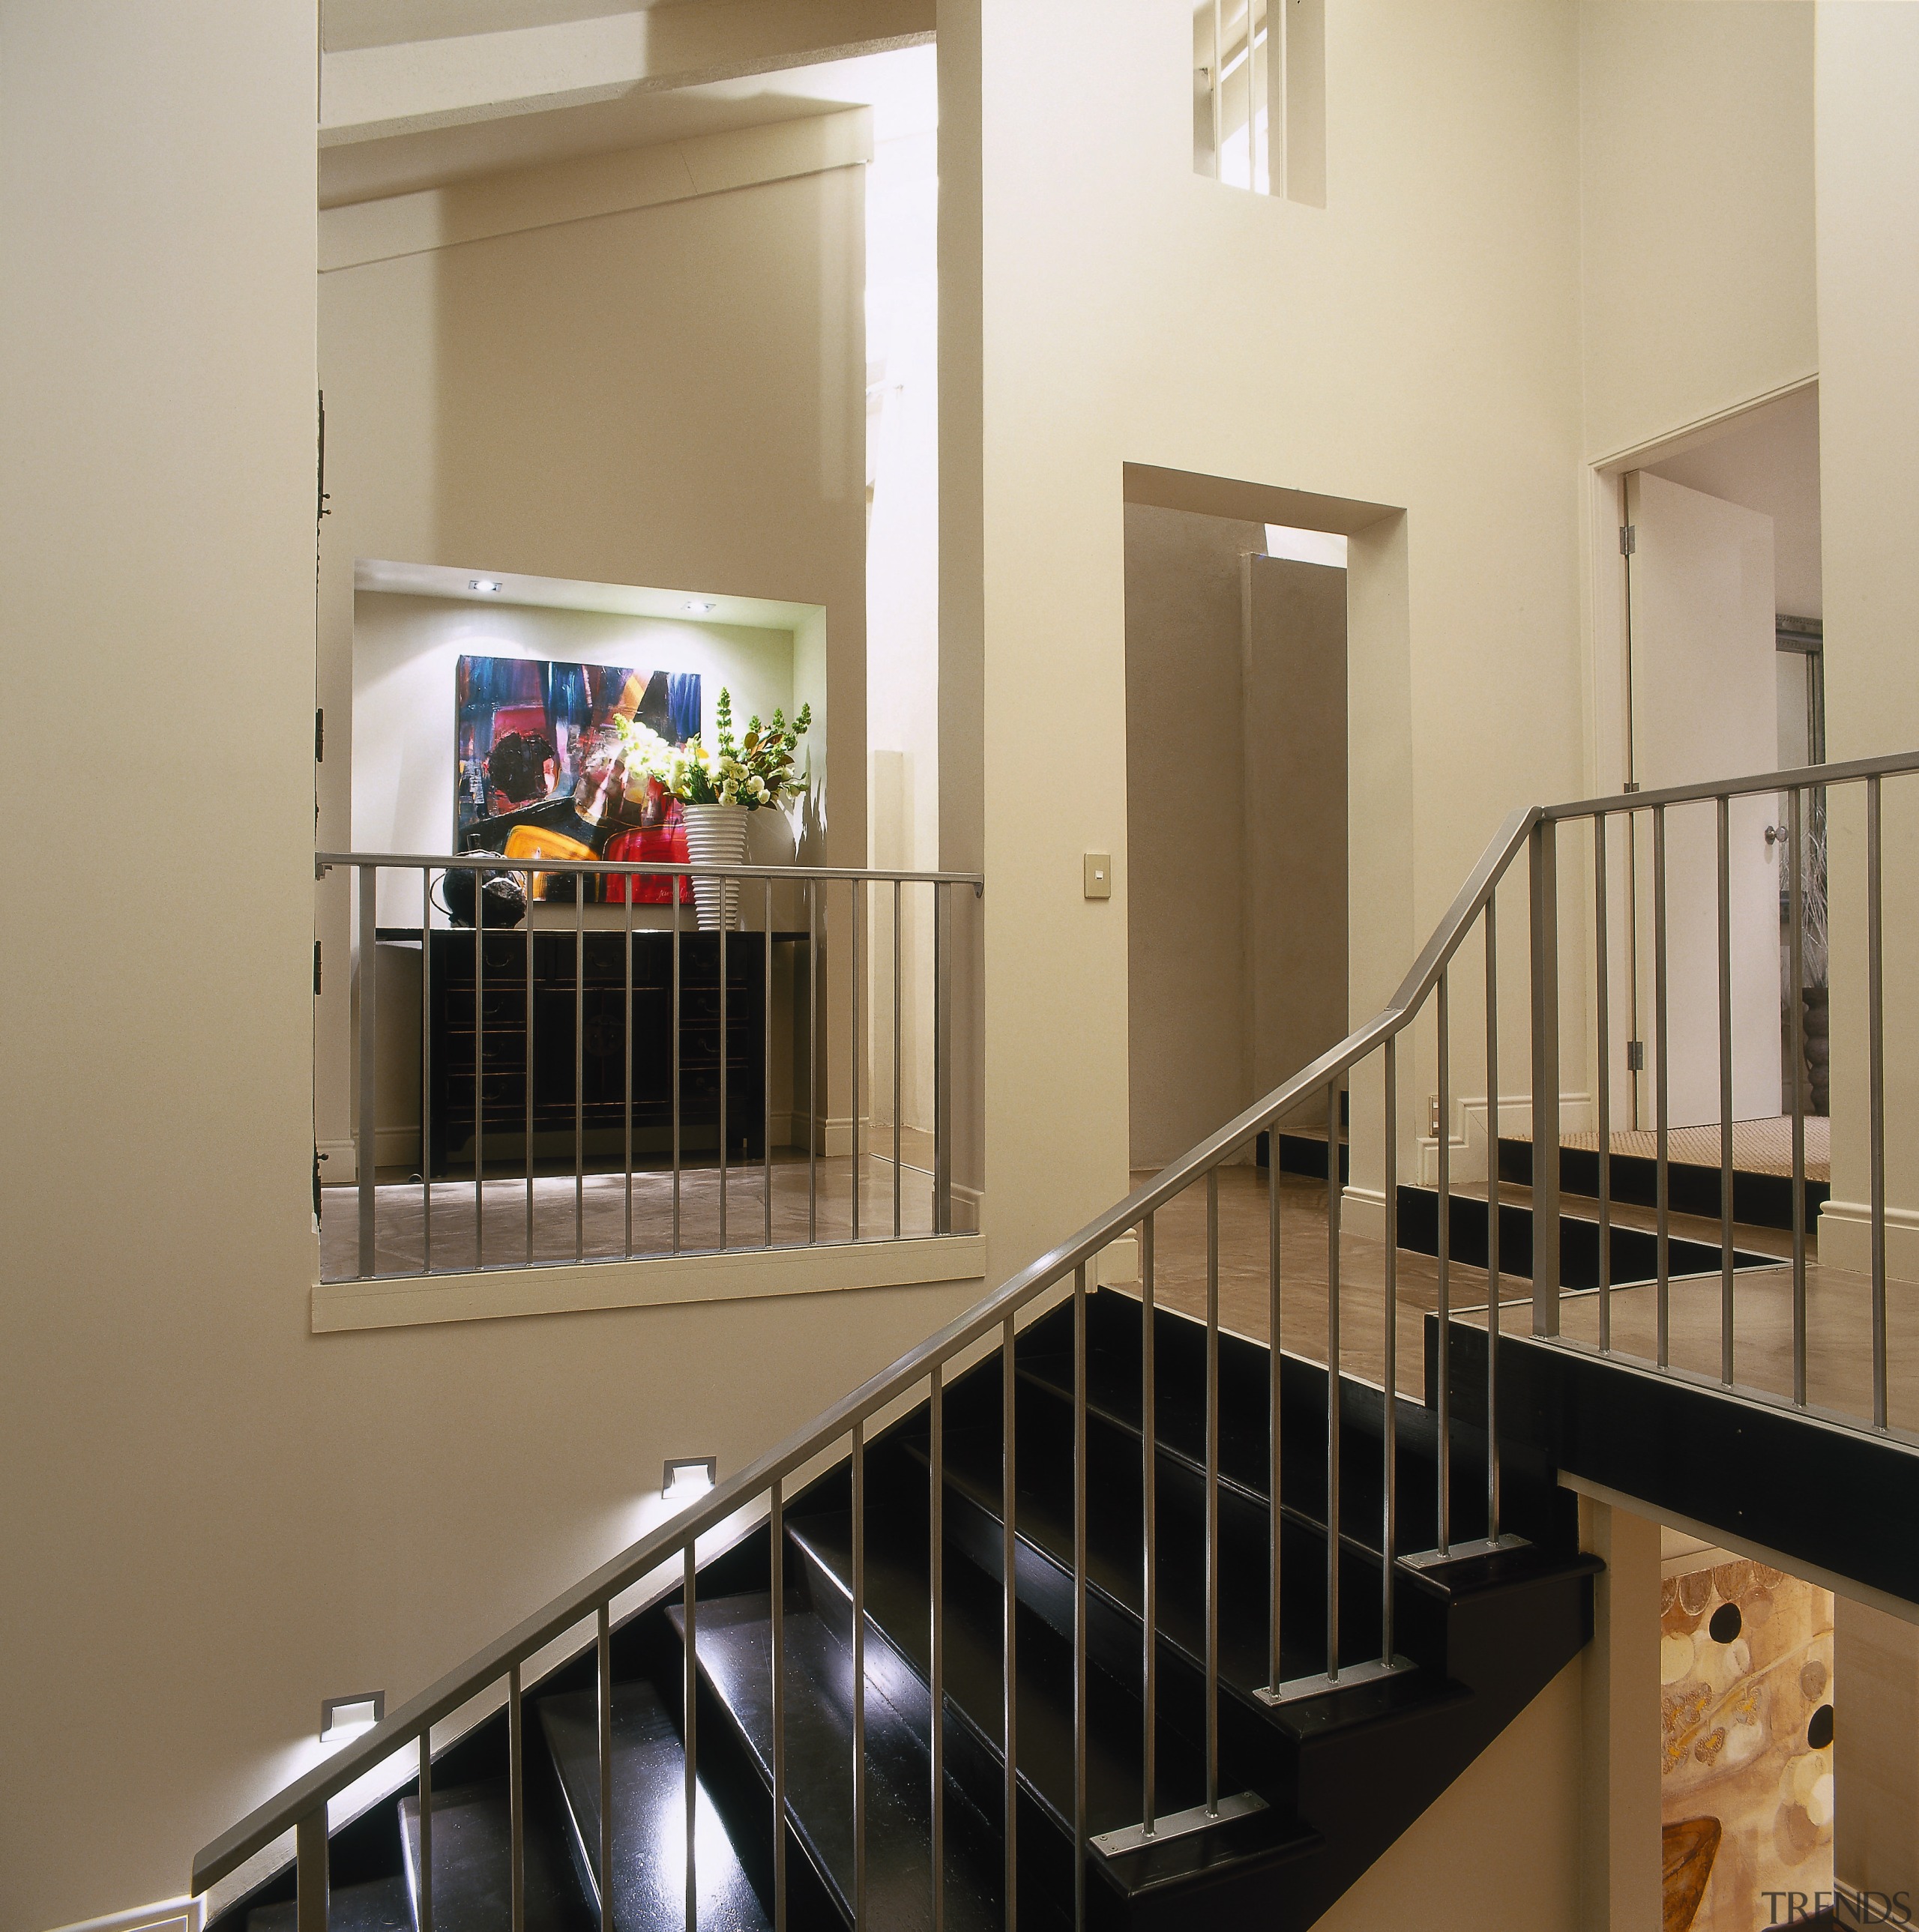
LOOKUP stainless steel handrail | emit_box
[317,851,984,886]
[208,749,1912,1910]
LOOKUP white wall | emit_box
[1816,1,1919,1279]
[1578,1,1817,466]
[866,118,942,1135]
[942,0,1585,1271]
[0,4,316,1922]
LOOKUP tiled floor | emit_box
[319,1147,955,1279]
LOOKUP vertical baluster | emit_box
[720,875,729,1252]
[1140,1211,1157,1837]
[1594,818,1612,1353]
[1267,1100,1283,1692]
[509,1663,525,1932]
[358,864,378,1279]
[1436,970,1451,1554]
[576,870,586,1264]
[766,879,775,1250]
[524,873,534,1266]
[475,868,484,1272]
[771,1477,786,1932]
[597,1605,612,1932]
[1325,1084,1340,1682]
[1381,1040,1397,1665]
[684,1551,697,1932]
[672,879,682,1255]
[296,1806,329,1932]
[1528,821,1561,1336]
[1788,787,1807,1405]
[1869,775,1887,1428]
[1483,900,1500,1542]
[894,878,904,1240]
[1205,1171,1220,1815]
[930,1365,946,1932]
[1072,1267,1088,1932]
[808,878,819,1246]
[1654,805,1670,1368]
[1716,794,1734,1386]
[852,878,862,1243]
[935,883,953,1236]
[625,876,635,1260]
[421,868,433,1276]
[1001,1315,1018,1931]
[852,1420,867,1930]
[419,1730,434,1932]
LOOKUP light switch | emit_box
[1083,853,1112,900]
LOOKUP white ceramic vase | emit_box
[680,801,752,931]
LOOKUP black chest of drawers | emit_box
[427,929,765,1177]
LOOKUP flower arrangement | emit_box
[615,688,811,811]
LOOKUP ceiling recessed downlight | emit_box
[470,579,503,594]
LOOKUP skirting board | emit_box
[1819,1198,1919,1284]
[1414,1092,1596,1187]
[313,1232,988,1333]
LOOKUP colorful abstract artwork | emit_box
[1660,1558,1834,1931]
[454,655,702,903]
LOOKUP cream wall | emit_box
[1578,0,1817,467]
[0,2,315,1922]
[1,46,1001,1932]
[1815,1,1919,1279]
[943,0,1585,1270]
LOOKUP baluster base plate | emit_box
[1255,1653,1417,1706]
[1090,1790,1268,1859]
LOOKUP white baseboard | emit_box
[45,1900,204,1932]
[1819,1198,1919,1284]
[1341,1184,1388,1244]
[1415,1092,1594,1188]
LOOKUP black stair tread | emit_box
[537,1681,769,1931]
[907,1416,1337,1700]
[399,1779,594,1932]
[669,1592,1006,1932]
[247,1877,412,1932]
[1397,1541,1604,1605]
[786,1509,1214,1841]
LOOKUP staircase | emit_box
[201,750,1918,1931]
[215,1290,1596,1932]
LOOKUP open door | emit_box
[1626,469,1782,1129]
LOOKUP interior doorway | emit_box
[1600,384,1824,1150]
[1122,504,1349,1168]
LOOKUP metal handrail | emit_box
[316,850,985,886]
[199,808,1541,1893]
[204,748,1915,1902]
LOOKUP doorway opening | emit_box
[1121,502,1349,1171]
[1594,383,1826,1223]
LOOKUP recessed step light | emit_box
[320,1691,385,1742]
[662,1455,717,1500]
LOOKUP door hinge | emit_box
[1626,1039,1645,1072]
[314,941,323,996]
[315,707,325,762]
[1619,524,1636,556]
